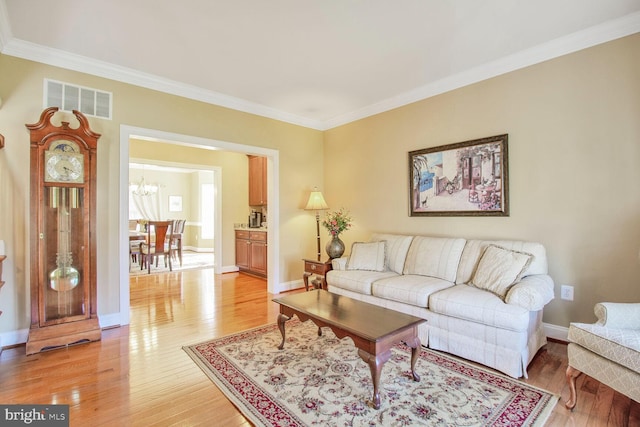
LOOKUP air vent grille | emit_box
[44,79,112,120]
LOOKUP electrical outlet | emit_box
[560,285,574,301]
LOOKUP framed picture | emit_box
[408,134,509,216]
[168,195,183,212]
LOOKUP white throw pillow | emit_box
[370,233,414,274]
[470,244,533,300]
[347,241,386,272]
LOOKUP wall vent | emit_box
[44,79,112,120]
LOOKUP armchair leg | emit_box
[565,365,582,410]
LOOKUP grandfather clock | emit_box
[26,107,101,354]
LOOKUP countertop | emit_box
[234,226,267,232]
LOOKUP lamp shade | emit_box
[305,190,328,211]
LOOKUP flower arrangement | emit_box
[322,208,352,237]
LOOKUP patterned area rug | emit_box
[184,320,557,426]
[130,251,214,276]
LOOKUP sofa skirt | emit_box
[328,285,547,378]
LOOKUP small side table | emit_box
[302,259,333,291]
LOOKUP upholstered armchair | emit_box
[565,302,640,409]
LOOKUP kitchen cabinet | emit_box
[248,155,267,206]
[235,230,267,277]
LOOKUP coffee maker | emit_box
[249,210,263,228]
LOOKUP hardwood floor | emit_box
[0,269,637,426]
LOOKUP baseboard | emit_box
[0,312,124,349]
[221,265,240,274]
[543,322,569,342]
[277,279,305,293]
[99,312,122,329]
[183,246,214,253]
[1,305,571,349]
[0,328,28,349]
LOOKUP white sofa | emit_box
[326,233,555,378]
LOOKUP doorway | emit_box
[118,125,280,326]
[128,161,217,273]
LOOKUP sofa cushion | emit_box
[568,322,640,373]
[347,241,386,271]
[402,236,466,282]
[325,270,398,295]
[456,240,548,285]
[370,233,414,274]
[429,284,530,331]
[371,275,454,308]
[470,245,533,300]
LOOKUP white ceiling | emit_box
[1,1,639,130]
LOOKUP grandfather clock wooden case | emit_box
[26,107,101,355]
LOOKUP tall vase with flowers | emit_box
[322,208,352,259]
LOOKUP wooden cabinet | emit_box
[235,234,250,269]
[248,155,267,206]
[235,230,267,277]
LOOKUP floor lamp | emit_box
[304,188,329,261]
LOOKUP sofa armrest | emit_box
[331,257,348,271]
[594,302,640,329]
[505,274,555,311]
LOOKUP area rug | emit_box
[184,320,558,426]
[130,251,214,276]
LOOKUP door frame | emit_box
[118,125,280,325]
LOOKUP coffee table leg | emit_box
[277,313,290,350]
[358,349,391,410]
[406,337,421,382]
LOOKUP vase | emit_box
[325,235,345,259]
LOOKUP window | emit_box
[201,183,214,239]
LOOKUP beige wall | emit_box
[0,34,638,343]
[130,139,249,257]
[324,34,640,327]
[0,54,324,338]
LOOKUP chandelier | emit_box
[132,175,156,196]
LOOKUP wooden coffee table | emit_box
[272,290,424,409]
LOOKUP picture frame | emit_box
[409,134,509,216]
[168,195,183,212]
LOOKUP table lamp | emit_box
[304,188,329,261]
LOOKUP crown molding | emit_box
[1,7,638,131]
[323,11,640,130]
[0,37,325,130]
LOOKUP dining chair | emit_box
[140,220,174,274]
[170,219,185,266]
[129,241,142,271]
[129,218,146,266]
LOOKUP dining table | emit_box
[129,230,147,242]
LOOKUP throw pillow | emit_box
[470,244,533,300]
[347,241,386,272]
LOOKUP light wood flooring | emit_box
[0,269,637,426]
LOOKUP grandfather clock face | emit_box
[44,140,84,183]
[41,139,88,322]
